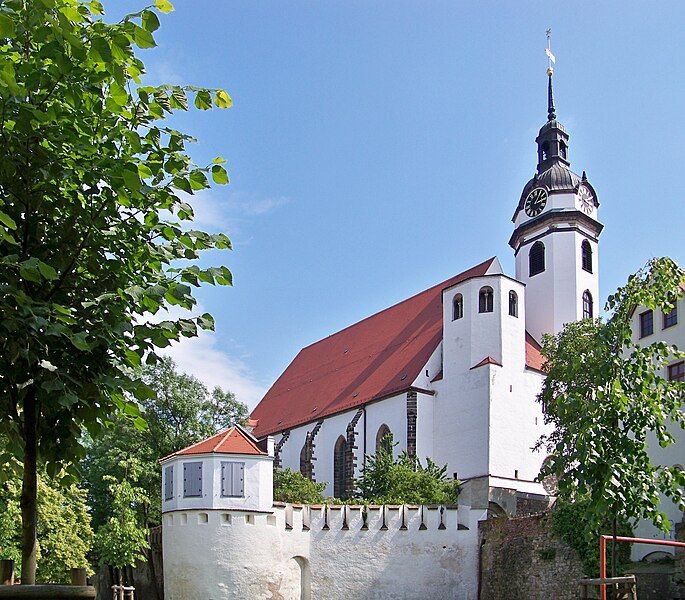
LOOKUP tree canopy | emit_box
[273,469,326,505]
[0,0,233,581]
[83,357,247,529]
[537,257,685,535]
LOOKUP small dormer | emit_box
[160,424,274,513]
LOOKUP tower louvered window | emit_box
[529,241,545,276]
[581,240,592,273]
[509,291,518,317]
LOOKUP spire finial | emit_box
[545,29,556,121]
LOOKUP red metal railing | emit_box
[599,534,685,600]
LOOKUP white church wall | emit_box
[630,295,684,560]
[163,504,482,600]
[416,391,435,461]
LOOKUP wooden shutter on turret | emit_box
[221,461,245,497]
[164,465,174,500]
[183,462,203,497]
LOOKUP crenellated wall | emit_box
[163,502,483,600]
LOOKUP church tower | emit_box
[510,64,603,343]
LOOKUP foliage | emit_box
[537,257,685,535]
[356,436,460,504]
[94,460,150,569]
[0,0,233,579]
[551,499,631,577]
[273,468,326,504]
[83,357,247,529]
[0,474,93,583]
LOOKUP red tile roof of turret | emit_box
[251,258,546,437]
[161,425,265,461]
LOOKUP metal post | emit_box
[70,567,87,586]
[0,560,13,586]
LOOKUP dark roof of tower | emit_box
[515,163,583,214]
[538,118,567,136]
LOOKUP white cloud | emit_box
[162,330,267,410]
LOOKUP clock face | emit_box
[578,184,594,214]
[524,187,547,217]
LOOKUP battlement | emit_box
[162,501,476,534]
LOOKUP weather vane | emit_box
[545,28,556,76]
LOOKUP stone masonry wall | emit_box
[479,512,585,600]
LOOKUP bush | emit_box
[356,437,459,505]
[274,468,326,504]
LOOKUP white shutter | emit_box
[183,462,203,497]
[164,465,174,500]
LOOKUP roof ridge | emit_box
[212,427,235,452]
[299,258,495,352]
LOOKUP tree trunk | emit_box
[20,386,38,584]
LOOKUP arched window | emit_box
[582,290,593,319]
[508,291,518,317]
[452,294,463,320]
[541,141,550,161]
[479,286,494,313]
[375,424,392,455]
[581,240,592,273]
[529,241,545,276]
[559,140,567,160]
[299,443,308,476]
[333,436,347,499]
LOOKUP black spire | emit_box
[547,67,556,121]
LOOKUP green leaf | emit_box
[37,261,59,281]
[211,165,228,185]
[90,37,112,63]
[19,259,41,282]
[133,25,156,49]
[0,211,17,230]
[141,10,160,32]
[189,170,209,191]
[214,89,232,108]
[0,14,15,38]
[194,90,212,110]
[109,82,128,106]
[154,0,174,13]
[70,332,90,351]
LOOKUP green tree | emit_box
[0,474,93,584]
[0,0,233,582]
[83,357,248,529]
[357,437,460,505]
[273,469,326,504]
[537,257,685,575]
[94,461,150,589]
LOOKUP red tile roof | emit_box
[470,356,503,370]
[161,425,265,461]
[251,258,543,438]
[525,332,545,373]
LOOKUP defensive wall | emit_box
[163,502,482,600]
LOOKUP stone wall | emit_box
[479,512,585,600]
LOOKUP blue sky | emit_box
[112,1,684,407]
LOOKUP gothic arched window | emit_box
[559,140,567,160]
[541,141,550,161]
[529,241,545,276]
[299,440,311,479]
[375,424,392,455]
[479,286,494,313]
[508,291,518,317]
[582,290,593,319]
[452,294,463,320]
[581,240,592,273]
[333,436,347,499]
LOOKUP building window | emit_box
[375,424,392,455]
[333,436,347,499]
[508,291,518,317]
[640,310,654,338]
[668,361,684,382]
[664,305,678,329]
[221,461,245,497]
[582,290,593,319]
[164,465,174,501]
[581,240,592,273]
[452,294,463,320]
[559,140,567,160]
[541,141,550,161]
[529,241,545,276]
[183,461,203,498]
[299,442,309,477]
[479,286,494,313]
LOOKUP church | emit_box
[249,66,601,515]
